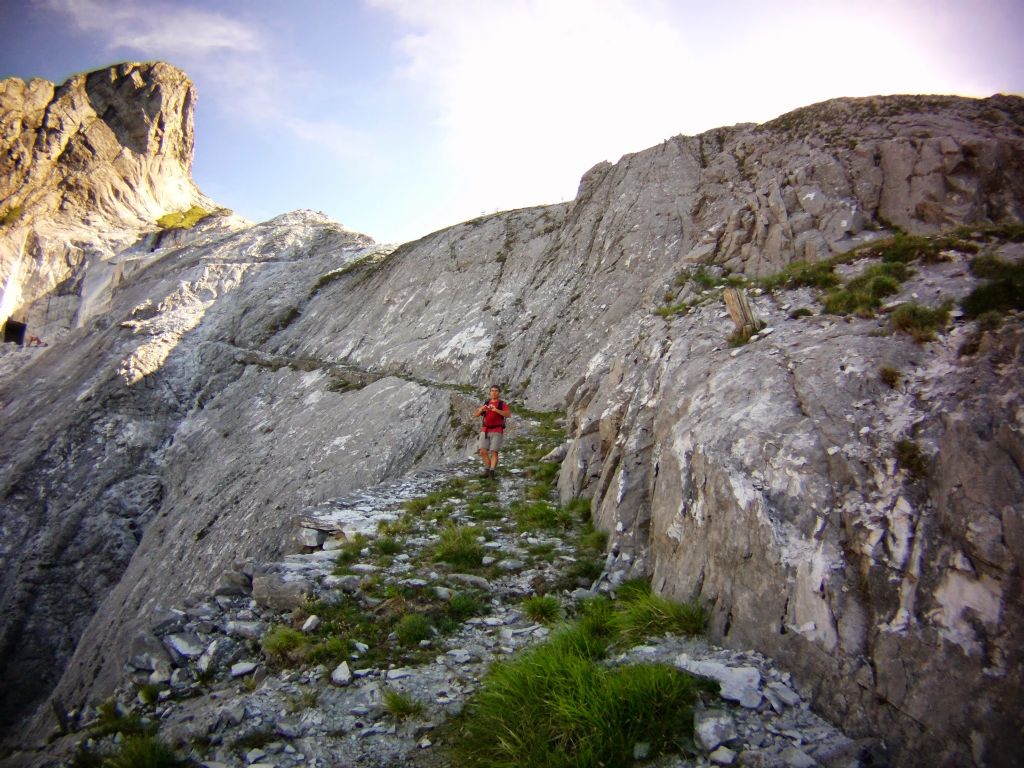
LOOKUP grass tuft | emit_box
[879,366,901,388]
[962,254,1024,318]
[521,594,563,624]
[100,735,181,768]
[90,699,154,738]
[383,688,426,720]
[890,302,952,342]
[432,525,484,568]
[512,500,572,532]
[261,625,308,665]
[760,260,840,291]
[394,613,434,646]
[610,591,707,641]
[334,533,368,568]
[452,625,705,767]
[895,439,929,480]
[447,592,485,622]
[563,496,593,522]
[0,204,24,227]
[374,536,403,556]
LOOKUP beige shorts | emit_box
[478,431,504,452]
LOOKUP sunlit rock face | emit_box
[1,59,1022,767]
[0,62,216,338]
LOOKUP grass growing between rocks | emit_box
[432,524,485,568]
[890,301,952,342]
[895,439,929,480]
[521,594,563,624]
[448,621,711,768]
[383,688,426,721]
[70,735,183,768]
[962,253,1024,318]
[88,699,155,739]
[156,205,211,230]
[753,227,1003,325]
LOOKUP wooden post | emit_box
[723,287,762,341]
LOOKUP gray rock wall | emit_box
[1,66,1022,767]
[556,281,1024,766]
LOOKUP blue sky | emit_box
[2,0,1023,244]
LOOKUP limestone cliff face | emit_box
[250,93,1024,766]
[0,62,214,338]
[1,65,1022,768]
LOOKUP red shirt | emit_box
[481,400,507,432]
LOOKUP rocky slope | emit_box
[0,61,1022,767]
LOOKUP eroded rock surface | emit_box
[1,62,1022,767]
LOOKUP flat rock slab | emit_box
[695,709,739,752]
[677,656,763,708]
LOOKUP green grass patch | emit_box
[845,261,910,298]
[447,592,485,622]
[526,480,555,500]
[521,594,563,624]
[432,525,484,568]
[89,699,155,739]
[374,536,404,555]
[615,578,654,601]
[261,625,308,665]
[378,514,416,536]
[962,254,1024,318]
[610,591,708,641]
[136,682,164,705]
[96,735,182,768]
[788,306,814,319]
[821,288,880,317]
[466,491,503,521]
[760,259,840,291]
[527,541,558,561]
[394,613,434,646]
[874,233,943,264]
[654,300,691,318]
[450,624,708,767]
[578,523,608,553]
[403,497,431,515]
[560,555,605,589]
[563,496,592,521]
[512,500,572,532]
[156,205,210,230]
[383,688,426,721]
[529,461,561,483]
[890,301,951,342]
[307,635,350,666]
[333,534,368,570]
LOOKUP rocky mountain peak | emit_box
[0,61,217,340]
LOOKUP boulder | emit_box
[251,575,312,612]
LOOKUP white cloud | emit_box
[368,0,990,227]
[40,0,263,56]
[373,0,696,217]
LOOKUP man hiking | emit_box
[476,385,510,478]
